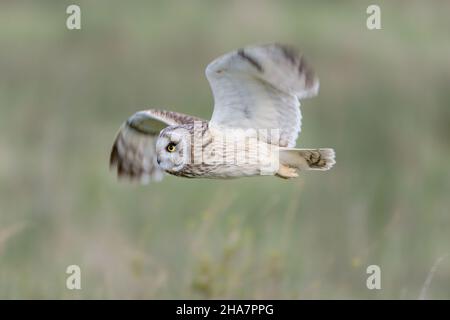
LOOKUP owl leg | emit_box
[276,164,299,179]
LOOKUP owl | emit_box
[110,44,335,183]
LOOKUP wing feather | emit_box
[109,109,203,184]
[206,43,319,147]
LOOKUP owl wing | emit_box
[109,109,203,184]
[206,43,319,147]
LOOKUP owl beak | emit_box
[156,156,161,165]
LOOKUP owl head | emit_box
[156,126,192,172]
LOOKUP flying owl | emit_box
[110,44,335,183]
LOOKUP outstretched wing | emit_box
[206,43,319,147]
[109,109,203,184]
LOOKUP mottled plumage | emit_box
[110,43,335,183]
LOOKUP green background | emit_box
[0,0,449,299]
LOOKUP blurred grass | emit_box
[0,0,449,299]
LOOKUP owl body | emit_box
[157,122,278,179]
[110,44,335,183]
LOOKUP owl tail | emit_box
[278,148,335,176]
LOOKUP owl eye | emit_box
[166,142,176,153]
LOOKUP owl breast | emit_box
[166,125,279,178]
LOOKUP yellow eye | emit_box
[166,143,176,152]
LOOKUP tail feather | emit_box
[279,148,335,171]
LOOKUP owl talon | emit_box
[276,165,299,179]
